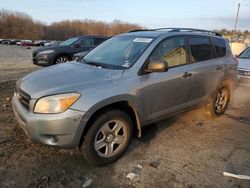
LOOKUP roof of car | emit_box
[119,31,165,38]
[119,28,223,38]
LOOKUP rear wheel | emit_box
[54,55,70,64]
[80,110,133,166]
[206,85,230,117]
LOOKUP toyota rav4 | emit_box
[12,28,237,165]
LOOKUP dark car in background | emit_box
[44,41,61,47]
[32,36,108,66]
[73,50,90,61]
[1,39,11,45]
[9,40,21,45]
[0,39,21,45]
[34,40,46,47]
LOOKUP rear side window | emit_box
[94,38,107,45]
[213,38,226,58]
[79,38,94,47]
[189,37,213,63]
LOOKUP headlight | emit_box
[38,50,55,55]
[34,93,80,114]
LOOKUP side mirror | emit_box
[145,60,168,73]
[72,43,80,48]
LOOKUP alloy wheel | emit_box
[56,56,69,64]
[214,88,228,114]
[94,119,128,158]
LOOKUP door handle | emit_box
[183,72,192,78]
[216,65,223,70]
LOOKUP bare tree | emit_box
[0,9,143,40]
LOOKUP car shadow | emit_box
[127,116,179,154]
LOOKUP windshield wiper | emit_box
[80,59,125,69]
[80,59,104,68]
[86,61,103,67]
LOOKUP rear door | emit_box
[187,36,225,106]
[141,36,193,122]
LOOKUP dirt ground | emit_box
[0,44,250,188]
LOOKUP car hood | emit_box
[33,45,68,54]
[237,58,250,70]
[17,62,124,98]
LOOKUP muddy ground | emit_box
[0,44,250,188]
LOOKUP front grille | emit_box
[238,70,250,77]
[16,86,30,110]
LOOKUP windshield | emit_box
[59,37,80,46]
[239,48,250,59]
[82,36,153,69]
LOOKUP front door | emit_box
[140,36,193,122]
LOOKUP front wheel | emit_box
[54,55,70,64]
[206,86,230,117]
[80,110,133,166]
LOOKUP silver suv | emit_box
[12,28,237,165]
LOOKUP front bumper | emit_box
[12,94,86,147]
[33,54,53,66]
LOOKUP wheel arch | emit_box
[208,74,236,103]
[78,100,142,147]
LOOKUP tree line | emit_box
[1,9,249,41]
[214,29,249,38]
[0,9,143,41]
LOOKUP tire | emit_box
[206,84,230,117]
[80,110,133,166]
[54,55,70,64]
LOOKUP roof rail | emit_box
[128,29,153,33]
[129,28,222,36]
[153,28,222,36]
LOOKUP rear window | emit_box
[213,38,226,58]
[189,37,213,63]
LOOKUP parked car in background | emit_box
[1,39,11,45]
[32,36,108,66]
[44,41,61,47]
[19,40,35,47]
[237,47,250,85]
[0,39,20,45]
[9,40,21,45]
[73,50,90,61]
[13,28,237,165]
[34,41,46,47]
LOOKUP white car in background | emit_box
[237,47,250,85]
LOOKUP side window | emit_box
[150,37,187,68]
[79,38,94,47]
[189,37,213,63]
[213,38,226,58]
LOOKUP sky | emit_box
[1,0,250,30]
